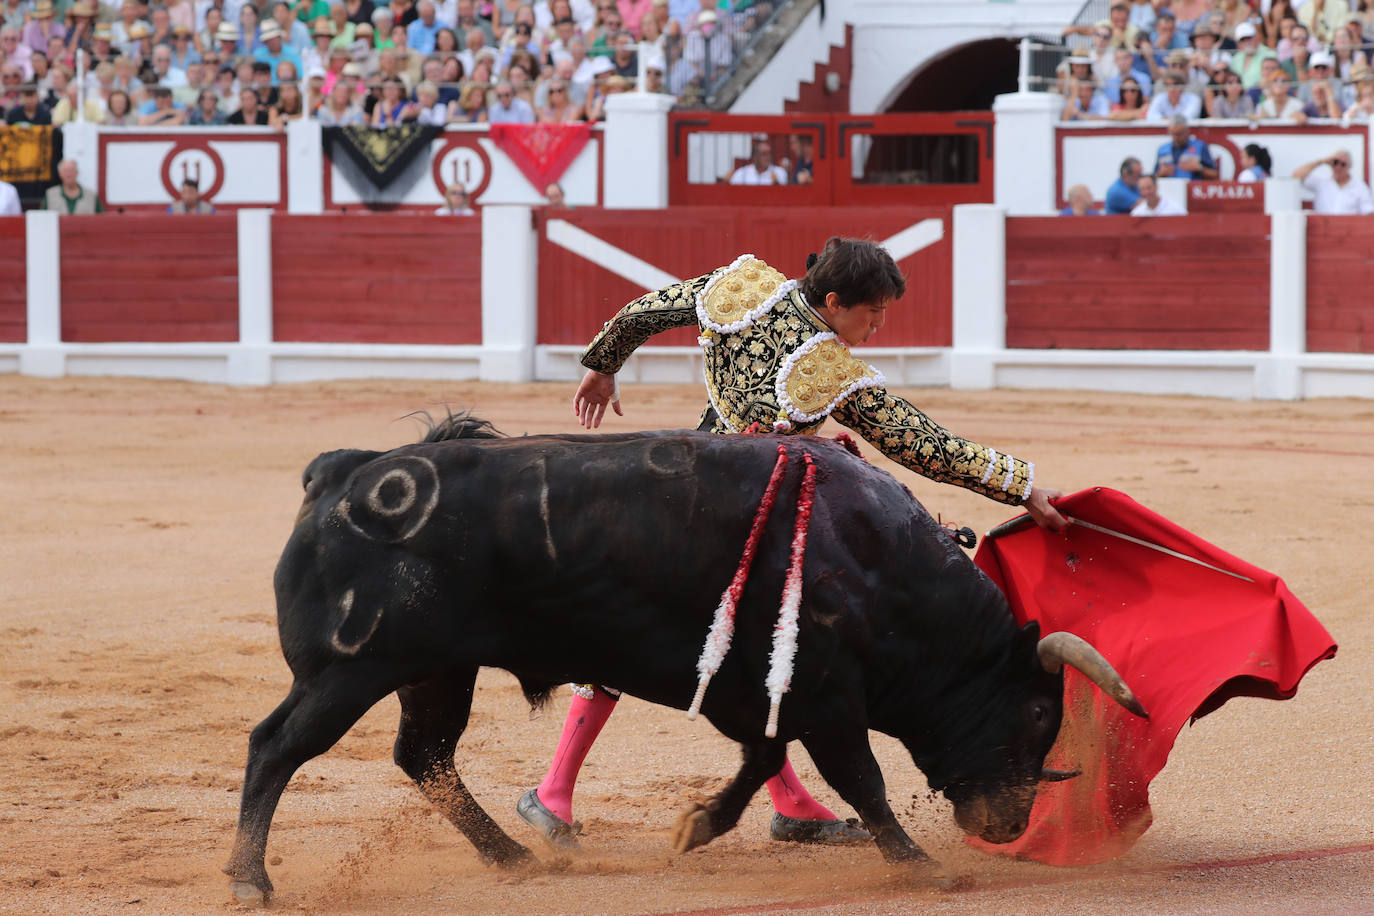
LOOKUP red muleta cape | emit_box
[966,487,1336,866]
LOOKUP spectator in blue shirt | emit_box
[1105,156,1143,213]
[1155,115,1218,180]
[1104,46,1153,102]
[1061,77,1112,120]
[253,21,303,84]
[406,0,442,53]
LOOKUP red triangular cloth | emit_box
[966,487,1336,866]
[488,122,592,193]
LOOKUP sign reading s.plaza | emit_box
[1187,180,1264,211]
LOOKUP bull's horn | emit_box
[1038,632,1149,719]
[1040,767,1082,782]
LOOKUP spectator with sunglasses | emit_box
[1293,150,1373,214]
[1206,68,1254,117]
[1108,76,1150,120]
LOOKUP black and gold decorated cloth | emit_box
[580,257,1035,506]
[322,125,442,189]
[0,125,57,184]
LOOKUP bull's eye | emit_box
[1031,703,1048,724]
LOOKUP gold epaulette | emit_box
[773,332,884,431]
[695,254,795,339]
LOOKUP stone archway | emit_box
[881,37,1022,112]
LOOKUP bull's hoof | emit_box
[491,843,537,870]
[908,856,957,891]
[769,813,872,846]
[230,880,267,905]
[515,788,581,850]
[222,860,272,905]
[670,805,714,855]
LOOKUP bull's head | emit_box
[932,622,1147,845]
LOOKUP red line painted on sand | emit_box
[642,842,1374,916]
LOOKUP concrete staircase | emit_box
[729,0,852,115]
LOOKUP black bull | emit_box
[226,418,1145,902]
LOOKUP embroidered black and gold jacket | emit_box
[581,254,1033,505]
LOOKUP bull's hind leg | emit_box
[393,667,533,868]
[225,662,400,904]
[671,740,786,854]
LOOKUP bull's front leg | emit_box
[671,740,785,854]
[799,733,939,870]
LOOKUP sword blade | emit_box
[1068,518,1254,583]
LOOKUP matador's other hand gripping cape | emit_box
[967,487,1337,866]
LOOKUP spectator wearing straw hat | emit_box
[254,20,302,82]
[214,21,241,60]
[88,20,117,64]
[1341,66,1374,125]
[1061,76,1111,119]
[21,0,63,54]
[110,4,151,59]
[683,7,728,84]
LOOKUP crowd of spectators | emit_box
[1054,0,1374,125]
[0,0,778,130]
[1054,0,1374,216]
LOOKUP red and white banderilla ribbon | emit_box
[688,445,789,720]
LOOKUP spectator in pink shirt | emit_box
[617,0,653,37]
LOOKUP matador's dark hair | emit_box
[799,236,906,308]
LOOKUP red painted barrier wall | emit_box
[0,219,24,342]
[1005,215,1271,350]
[1306,217,1374,354]
[271,215,482,344]
[536,206,953,350]
[59,214,239,342]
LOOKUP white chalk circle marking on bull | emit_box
[331,586,385,655]
[342,456,441,543]
[367,468,418,517]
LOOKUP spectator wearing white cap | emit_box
[1228,21,1275,89]
[1293,150,1374,214]
[1299,49,1337,103]
[254,20,303,83]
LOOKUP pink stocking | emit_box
[535,689,618,824]
[765,756,837,821]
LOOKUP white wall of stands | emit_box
[5,91,1373,399]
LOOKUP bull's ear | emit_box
[1016,621,1043,667]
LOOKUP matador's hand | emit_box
[573,369,623,429]
[1025,486,1071,532]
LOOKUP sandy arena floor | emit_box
[1,376,1370,915]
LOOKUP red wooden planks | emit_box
[59,214,239,343]
[0,218,25,342]
[1006,215,1270,351]
[1305,216,1374,354]
[270,215,482,344]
